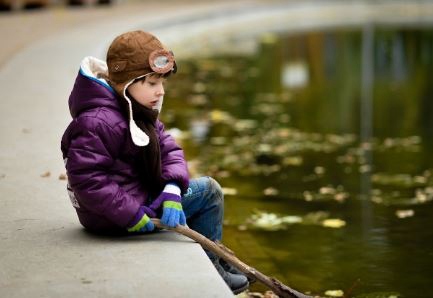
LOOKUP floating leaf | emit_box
[303,191,314,201]
[334,192,349,202]
[282,156,303,166]
[222,187,238,196]
[359,165,371,173]
[395,209,414,218]
[251,212,285,231]
[314,166,326,175]
[322,219,346,228]
[372,173,427,187]
[263,187,279,196]
[325,290,344,297]
[209,110,232,123]
[237,225,248,231]
[320,186,336,195]
[234,119,258,132]
[281,216,303,224]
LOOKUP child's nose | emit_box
[157,84,165,96]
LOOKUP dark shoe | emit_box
[220,258,256,284]
[212,258,249,294]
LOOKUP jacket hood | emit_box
[69,56,119,119]
[69,56,158,147]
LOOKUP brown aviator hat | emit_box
[106,30,177,146]
[107,30,176,95]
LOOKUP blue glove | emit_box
[127,206,156,233]
[158,183,186,228]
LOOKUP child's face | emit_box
[127,74,165,109]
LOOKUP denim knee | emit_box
[207,177,224,204]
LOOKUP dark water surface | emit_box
[163,28,433,297]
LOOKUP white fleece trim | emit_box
[163,183,181,196]
[80,56,109,84]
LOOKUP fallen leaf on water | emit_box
[325,290,344,297]
[322,219,346,228]
[396,209,414,218]
[314,166,326,175]
[237,225,248,231]
[359,165,371,173]
[281,215,303,224]
[250,212,285,231]
[263,187,279,196]
[222,187,238,196]
[371,196,383,204]
[303,191,313,201]
[413,176,427,184]
[282,156,303,166]
[234,119,257,132]
[320,186,336,195]
[334,192,349,202]
[40,171,51,178]
[209,109,232,123]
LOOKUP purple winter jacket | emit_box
[61,57,189,232]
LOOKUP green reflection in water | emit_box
[163,28,433,297]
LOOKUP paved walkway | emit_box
[0,0,432,297]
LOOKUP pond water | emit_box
[163,27,433,298]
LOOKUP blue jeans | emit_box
[182,177,224,243]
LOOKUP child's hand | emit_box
[158,183,186,228]
[127,206,156,233]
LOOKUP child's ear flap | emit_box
[110,60,127,72]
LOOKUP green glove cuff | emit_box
[163,200,183,211]
[127,214,151,232]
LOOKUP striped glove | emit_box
[127,206,156,233]
[159,183,186,228]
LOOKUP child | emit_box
[61,30,249,294]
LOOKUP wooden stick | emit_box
[151,219,317,298]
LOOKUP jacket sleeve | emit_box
[65,116,140,228]
[157,120,189,194]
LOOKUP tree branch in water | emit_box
[151,219,318,298]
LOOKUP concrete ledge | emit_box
[0,223,233,297]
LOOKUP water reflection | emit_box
[164,27,433,297]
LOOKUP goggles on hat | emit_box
[149,49,175,74]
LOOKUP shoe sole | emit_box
[231,282,250,295]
